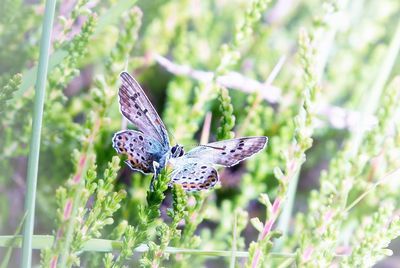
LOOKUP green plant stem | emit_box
[0,213,27,268]
[21,0,56,267]
[349,16,400,158]
[344,168,400,213]
[273,170,300,251]
[229,211,238,268]
[58,119,100,268]
[1,236,297,259]
[58,165,88,268]
[237,55,286,136]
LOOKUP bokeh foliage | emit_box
[1,0,400,267]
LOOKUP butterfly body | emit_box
[113,72,268,191]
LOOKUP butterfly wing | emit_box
[184,136,267,167]
[167,136,267,191]
[169,159,219,192]
[112,130,165,174]
[118,72,170,151]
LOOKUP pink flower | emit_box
[50,256,58,268]
[63,199,73,220]
[272,197,281,215]
[302,246,314,262]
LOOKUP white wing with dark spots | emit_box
[167,136,267,191]
[184,136,267,167]
[169,160,219,192]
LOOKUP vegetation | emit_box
[1,0,400,267]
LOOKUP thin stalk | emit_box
[0,235,353,260]
[58,119,101,268]
[229,211,238,268]
[58,167,87,268]
[21,1,57,267]
[200,112,212,144]
[237,55,286,136]
[276,257,295,268]
[349,16,400,158]
[344,168,400,213]
[0,236,297,259]
[0,213,27,268]
[273,169,300,251]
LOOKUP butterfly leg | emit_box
[149,161,160,191]
[149,175,156,192]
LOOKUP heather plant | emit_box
[1,0,400,267]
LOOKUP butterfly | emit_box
[112,72,268,192]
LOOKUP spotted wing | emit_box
[169,160,219,192]
[112,130,164,174]
[118,72,169,151]
[184,136,267,167]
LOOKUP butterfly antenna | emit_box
[182,143,225,151]
[182,143,199,149]
[199,144,225,150]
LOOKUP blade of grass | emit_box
[237,55,286,136]
[229,211,238,268]
[21,0,57,267]
[0,235,55,249]
[344,168,400,213]
[0,213,27,268]
[349,16,400,158]
[277,257,295,268]
[0,236,296,259]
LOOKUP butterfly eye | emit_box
[171,146,177,154]
[179,149,184,157]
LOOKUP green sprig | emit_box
[0,73,22,113]
[215,0,271,140]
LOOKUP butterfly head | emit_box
[170,144,184,158]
